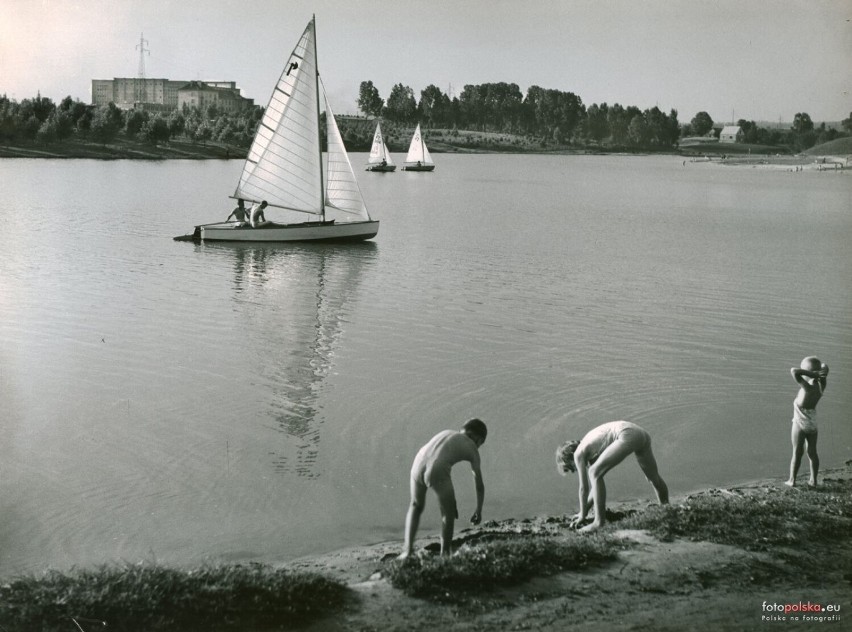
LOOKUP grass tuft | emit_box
[621,484,852,551]
[0,562,347,631]
[384,534,617,599]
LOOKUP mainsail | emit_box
[405,123,433,166]
[234,21,323,214]
[367,122,394,166]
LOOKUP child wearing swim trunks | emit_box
[786,356,829,487]
[399,418,487,558]
[556,420,668,533]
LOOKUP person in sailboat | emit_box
[555,421,668,533]
[399,418,487,559]
[226,199,248,226]
[249,200,268,228]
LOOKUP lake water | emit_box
[1,153,850,575]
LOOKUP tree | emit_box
[357,81,384,117]
[168,110,186,138]
[141,115,170,145]
[89,104,121,144]
[385,83,416,123]
[125,109,149,136]
[418,84,446,127]
[842,112,852,134]
[586,103,610,143]
[792,112,813,134]
[690,111,714,136]
[627,114,648,147]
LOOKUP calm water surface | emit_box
[1,154,850,574]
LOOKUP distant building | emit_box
[177,81,253,114]
[91,77,252,112]
[719,125,743,143]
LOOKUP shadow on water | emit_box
[194,241,377,478]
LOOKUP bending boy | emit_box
[556,420,668,533]
[399,418,487,558]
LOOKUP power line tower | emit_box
[135,33,149,105]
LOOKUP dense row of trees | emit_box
[3,88,850,153]
[359,81,851,151]
[359,80,680,148]
[0,93,262,148]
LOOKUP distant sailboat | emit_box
[365,121,396,172]
[175,17,378,243]
[401,123,435,172]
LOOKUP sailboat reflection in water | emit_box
[208,241,375,477]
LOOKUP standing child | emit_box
[786,356,829,487]
[399,418,487,559]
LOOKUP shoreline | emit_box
[282,461,851,631]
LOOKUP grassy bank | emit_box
[4,129,846,159]
[0,137,246,160]
[0,563,347,631]
[4,464,849,631]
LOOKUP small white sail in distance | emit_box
[404,123,433,166]
[368,122,394,166]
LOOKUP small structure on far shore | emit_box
[720,125,744,143]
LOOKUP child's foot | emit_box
[396,550,413,561]
[579,522,602,534]
[784,479,795,487]
[807,479,818,488]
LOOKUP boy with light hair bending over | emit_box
[556,420,668,533]
[786,356,829,487]
[399,418,487,559]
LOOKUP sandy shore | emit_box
[284,462,851,631]
[689,154,850,172]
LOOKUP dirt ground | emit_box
[289,465,851,631]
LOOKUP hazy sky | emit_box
[2,0,850,124]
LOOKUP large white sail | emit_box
[323,90,369,219]
[368,122,394,166]
[404,123,433,166]
[234,20,323,214]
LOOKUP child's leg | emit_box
[400,478,427,558]
[786,424,806,486]
[805,431,819,487]
[579,439,634,532]
[432,477,458,556]
[635,445,669,505]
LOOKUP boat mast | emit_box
[312,15,325,222]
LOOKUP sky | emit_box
[1,0,850,124]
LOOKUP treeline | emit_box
[359,81,852,151]
[358,80,679,149]
[3,89,850,153]
[0,93,261,147]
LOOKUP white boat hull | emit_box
[193,220,379,242]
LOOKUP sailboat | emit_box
[175,18,378,243]
[401,123,435,172]
[364,121,396,172]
